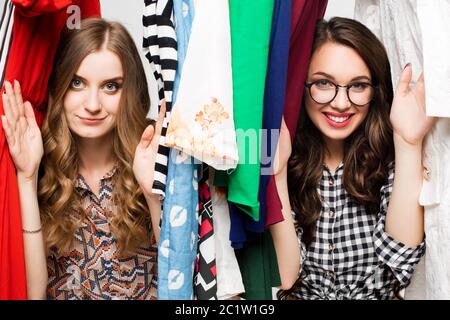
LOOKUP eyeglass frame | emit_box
[304,80,377,107]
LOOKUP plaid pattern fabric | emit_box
[47,167,158,300]
[291,162,425,300]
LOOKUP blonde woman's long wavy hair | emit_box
[38,18,152,256]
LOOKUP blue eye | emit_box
[104,82,121,93]
[70,78,83,89]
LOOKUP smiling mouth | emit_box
[325,114,351,123]
[78,116,107,121]
[322,112,355,127]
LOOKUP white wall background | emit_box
[100,0,356,118]
[325,0,355,19]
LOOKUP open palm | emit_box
[390,65,435,146]
[133,101,166,196]
[1,81,43,179]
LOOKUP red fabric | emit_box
[265,0,328,227]
[284,0,328,140]
[265,175,282,226]
[0,0,100,300]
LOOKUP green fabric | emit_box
[227,0,275,221]
[235,231,281,300]
[213,170,228,188]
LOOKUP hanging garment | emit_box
[158,152,199,300]
[223,0,281,301]
[158,0,198,300]
[416,0,450,300]
[264,0,328,234]
[228,0,292,249]
[227,0,327,300]
[165,0,237,170]
[224,0,275,221]
[0,0,100,300]
[283,0,328,139]
[354,0,450,300]
[209,175,244,300]
[418,117,450,300]
[416,1,450,118]
[258,0,292,230]
[354,0,423,88]
[0,0,14,87]
[142,0,177,196]
[194,165,217,300]
[354,0,426,300]
[235,232,281,300]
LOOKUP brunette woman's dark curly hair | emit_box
[278,17,399,299]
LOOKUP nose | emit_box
[330,86,351,112]
[83,89,102,113]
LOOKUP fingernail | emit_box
[403,63,411,70]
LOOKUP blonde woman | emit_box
[1,18,164,300]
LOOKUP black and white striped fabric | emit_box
[0,0,14,88]
[290,162,425,300]
[142,0,177,196]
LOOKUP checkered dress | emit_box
[291,162,425,300]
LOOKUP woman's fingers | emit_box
[2,88,17,131]
[24,101,38,130]
[413,72,426,109]
[13,80,25,117]
[4,81,19,122]
[416,72,425,86]
[139,124,155,149]
[395,63,412,97]
[14,81,28,132]
[1,115,15,147]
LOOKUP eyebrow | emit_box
[74,74,124,84]
[311,72,371,82]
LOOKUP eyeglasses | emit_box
[304,79,376,106]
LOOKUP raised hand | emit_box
[390,64,436,146]
[133,101,166,196]
[1,80,43,180]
